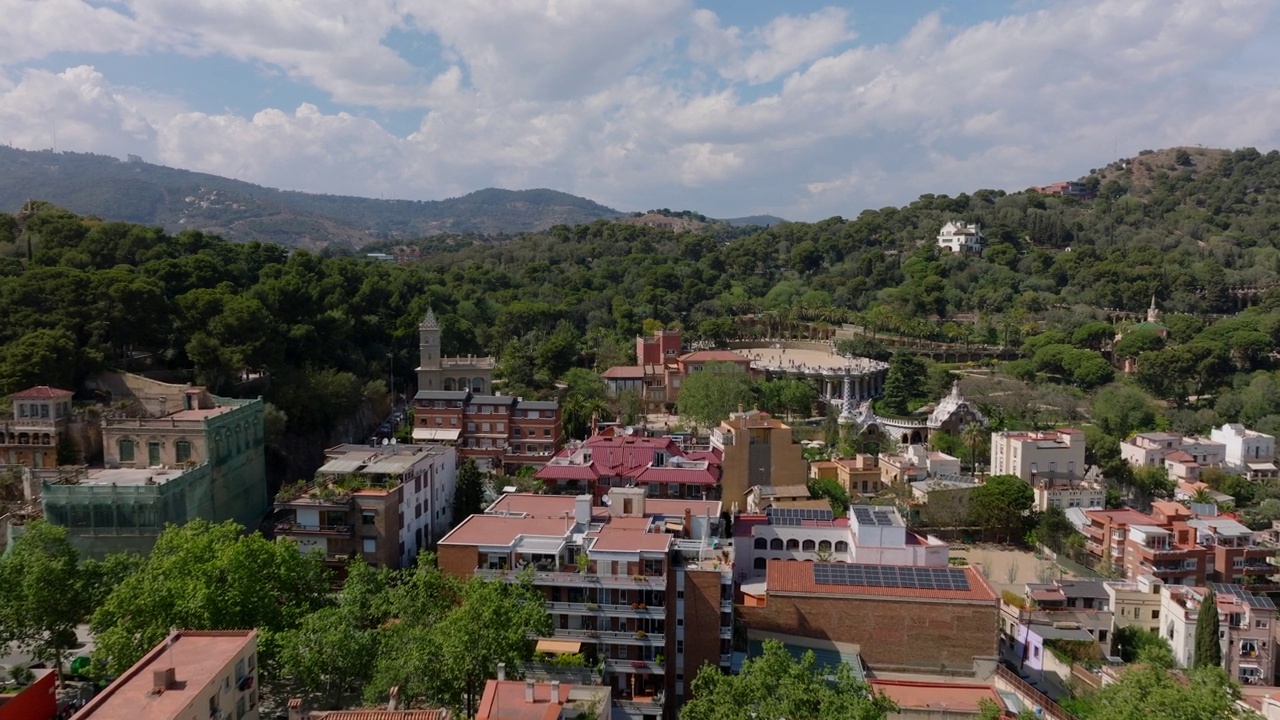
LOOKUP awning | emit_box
[536,639,583,655]
[663,521,684,533]
[413,428,462,442]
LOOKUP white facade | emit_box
[1212,424,1276,471]
[1122,432,1226,472]
[1033,481,1104,512]
[739,504,948,573]
[936,220,985,253]
[990,429,1086,482]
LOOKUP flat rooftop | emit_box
[869,679,1003,714]
[73,630,255,720]
[82,466,194,487]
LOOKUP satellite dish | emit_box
[623,426,635,436]
[601,494,612,506]
[382,438,390,446]
[390,438,397,445]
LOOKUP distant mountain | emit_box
[0,147,624,248]
[721,215,787,227]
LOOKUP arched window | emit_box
[175,439,193,464]
[834,541,849,553]
[754,557,767,570]
[802,539,816,552]
[785,539,800,551]
[770,538,784,551]
[41,433,51,445]
[753,537,767,550]
[119,438,135,463]
[818,540,832,552]
[473,377,485,393]
[443,378,455,391]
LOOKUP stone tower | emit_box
[1146,295,1161,324]
[416,308,441,392]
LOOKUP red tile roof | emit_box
[11,385,73,399]
[534,464,599,481]
[632,465,718,485]
[601,366,645,379]
[537,433,720,484]
[317,712,450,720]
[476,680,569,720]
[765,560,998,603]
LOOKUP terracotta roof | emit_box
[534,464,600,481]
[312,707,448,712]
[588,528,673,552]
[765,560,998,603]
[11,385,73,399]
[1165,450,1196,463]
[869,679,1002,713]
[601,365,645,379]
[1084,508,1153,526]
[437,515,572,547]
[476,681,571,720]
[632,465,718,485]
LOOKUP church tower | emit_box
[416,308,441,392]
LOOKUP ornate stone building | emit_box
[415,308,496,394]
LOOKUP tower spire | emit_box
[1146,295,1160,324]
[422,307,439,330]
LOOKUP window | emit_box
[235,659,246,681]
[543,428,551,437]
[236,696,247,720]
[450,418,458,427]
[528,410,540,419]
[1152,609,1159,620]
[785,539,799,551]
[818,540,832,552]
[119,439,135,462]
[362,510,377,525]
[770,538,784,551]
[467,422,476,432]
[753,537,767,550]
[834,541,849,552]
[801,539,816,552]
[17,404,25,417]
[148,441,161,466]
[175,440,192,463]
[363,538,377,554]
[1032,647,1040,659]
[514,427,522,437]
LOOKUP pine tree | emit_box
[1193,588,1222,669]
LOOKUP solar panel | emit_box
[768,506,834,524]
[811,563,971,592]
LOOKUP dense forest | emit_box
[4,146,1280,489]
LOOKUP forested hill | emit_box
[0,146,624,247]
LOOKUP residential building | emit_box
[1211,424,1278,481]
[833,454,884,496]
[1006,618,1097,684]
[71,630,259,720]
[1161,584,1276,686]
[412,389,562,474]
[1,386,74,469]
[733,505,949,575]
[1031,475,1104,512]
[437,488,733,720]
[415,308,495,395]
[712,410,807,506]
[475,676,611,720]
[907,476,979,527]
[936,220,985,254]
[0,668,56,720]
[989,428,1085,482]
[879,445,961,487]
[42,389,267,558]
[273,442,457,571]
[1032,181,1092,199]
[1105,576,1164,651]
[742,484,813,514]
[601,329,754,413]
[739,560,999,673]
[1120,432,1226,480]
[1189,515,1275,584]
[534,429,721,501]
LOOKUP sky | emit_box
[1,0,1279,221]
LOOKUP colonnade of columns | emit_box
[819,372,884,402]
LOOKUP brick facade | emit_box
[740,593,998,672]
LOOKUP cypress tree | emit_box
[1194,588,1223,669]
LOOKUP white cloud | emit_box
[0,0,151,65]
[0,0,1277,221]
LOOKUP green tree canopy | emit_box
[452,458,488,527]
[968,475,1034,542]
[677,362,755,430]
[1079,645,1243,720]
[681,640,896,720]
[880,352,927,415]
[1193,588,1223,669]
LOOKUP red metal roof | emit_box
[11,385,73,399]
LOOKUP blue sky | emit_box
[1,0,1278,220]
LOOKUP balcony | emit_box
[556,628,665,645]
[720,653,732,666]
[719,626,732,640]
[604,659,664,675]
[275,522,353,536]
[478,568,666,588]
[547,601,663,615]
[720,599,733,612]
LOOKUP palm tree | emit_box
[1188,487,1216,506]
[962,423,987,474]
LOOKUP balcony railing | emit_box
[719,626,732,640]
[604,659,664,674]
[556,628,665,644]
[720,654,732,666]
[477,568,665,587]
[547,601,663,615]
[615,698,664,711]
[275,522,353,535]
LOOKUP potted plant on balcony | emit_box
[633,574,646,582]
[631,601,640,610]
[635,630,647,639]
[638,603,647,610]
[654,654,664,666]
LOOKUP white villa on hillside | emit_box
[937,220,985,253]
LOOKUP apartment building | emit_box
[437,488,733,720]
[413,389,562,473]
[42,388,267,558]
[475,677,611,720]
[1161,584,1276,686]
[833,454,884,497]
[711,410,807,506]
[534,429,721,500]
[1031,475,1104,512]
[1,386,74,469]
[1105,576,1164,650]
[989,428,1085,481]
[1120,432,1226,480]
[908,476,979,527]
[1211,424,1278,480]
[71,630,259,720]
[274,443,457,571]
[879,445,960,487]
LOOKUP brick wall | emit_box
[740,593,998,671]
[438,545,479,578]
[682,570,726,701]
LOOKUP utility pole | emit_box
[388,350,395,409]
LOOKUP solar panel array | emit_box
[812,563,971,592]
[851,507,897,527]
[1209,583,1277,611]
[767,506,834,526]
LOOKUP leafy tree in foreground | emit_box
[0,520,96,685]
[278,606,378,709]
[1111,625,1172,664]
[452,457,487,527]
[90,519,332,676]
[968,475,1033,542]
[677,362,755,430]
[682,640,896,720]
[1080,645,1242,720]
[1194,587,1223,669]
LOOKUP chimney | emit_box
[388,686,400,711]
[525,679,535,703]
[683,508,693,537]
[151,667,176,694]
[575,495,592,525]
[497,663,506,681]
[550,680,561,703]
